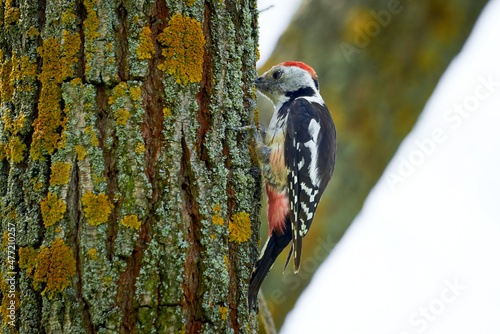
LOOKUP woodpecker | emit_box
[248,61,336,310]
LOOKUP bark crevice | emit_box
[116,3,129,82]
[180,132,204,332]
[68,160,95,334]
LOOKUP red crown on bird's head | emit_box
[278,61,317,80]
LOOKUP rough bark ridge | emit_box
[0,0,261,333]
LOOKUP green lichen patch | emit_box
[40,192,67,227]
[108,80,150,219]
[2,136,26,163]
[0,55,13,102]
[26,26,40,38]
[10,52,38,92]
[85,126,99,146]
[31,176,45,193]
[81,0,118,83]
[81,191,114,226]
[157,13,206,84]
[19,247,39,277]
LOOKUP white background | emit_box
[256,0,302,68]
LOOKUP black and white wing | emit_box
[284,98,336,273]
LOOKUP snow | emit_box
[257,0,302,68]
[279,1,500,333]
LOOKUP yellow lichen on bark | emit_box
[136,26,155,60]
[4,0,20,27]
[26,26,39,38]
[212,204,224,226]
[31,32,81,160]
[61,30,81,77]
[40,192,67,227]
[120,215,141,230]
[10,52,37,91]
[1,136,26,163]
[129,86,141,102]
[50,161,72,185]
[228,212,251,243]
[83,0,99,42]
[75,144,87,160]
[19,247,39,277]
[115,108,130,126]
[33,239,76,299]
[1,232,8,250]
[162,107,171,118]
[85,126,99,146]
[81,192,114,226]
[157,13,206,84]
[3,109,25,135]
[88,248,97,259]
[219,306,229,320]
[135,142,145,154]
[0,55,13,102]
[108,81,127,105]
[62,8,77,25]
[19,54,38,82]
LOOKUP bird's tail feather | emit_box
[248,218,292,310]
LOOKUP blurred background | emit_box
[255,0,500,333]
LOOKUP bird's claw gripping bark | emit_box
[228,123,265,144]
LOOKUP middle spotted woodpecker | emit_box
[248,61,336,310]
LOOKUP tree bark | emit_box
[0,0,260,333]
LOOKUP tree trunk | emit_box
[0,0,260,333]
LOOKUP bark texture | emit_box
[0,0,260,333]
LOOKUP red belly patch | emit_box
[265,183,289,236]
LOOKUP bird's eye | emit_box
[272,71,282,80]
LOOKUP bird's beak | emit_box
[254,76,268,93]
